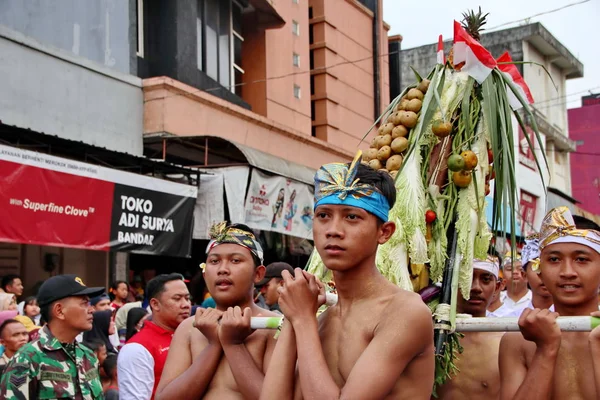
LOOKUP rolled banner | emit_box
[251,315,600,332]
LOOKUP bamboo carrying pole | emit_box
[250,315,600,332]
[254,292,600,332]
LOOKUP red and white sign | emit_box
[0,145,197,257]
[244,169,314,239]
[497,52,534,110]
[519,190,538,236]
[452,20,497,83]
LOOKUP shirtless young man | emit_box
[261,155,435,400]
[499,207,600,400]
[521,233,554,311]
[437,258,504,400]
[155,223,279,400]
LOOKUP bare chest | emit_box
[319,309,376,385]
[549,337,596,400]
[439,334,502,400]
[190,331,268,391]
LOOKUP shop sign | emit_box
[244,169,314,239]
[0,145,197,257]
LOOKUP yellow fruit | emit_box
[389,170,398,180]
[377,145,392,161]
[391,137,409,154]
[407,88,424,101]
[417,79,431,93]
[377,125,385,135]
[370,136,378,148]
[363,148,378,162]
[406,99,422,113]
[368,159,382,170]
[398,99,410,110]
[452,171,472,188]
[386,155,403,171]
[432,120,452,138]
[392,125,409,139]
[382,122,394,136]
[379,134,392,148]
[399,111,418,128]
[461,150,478,170]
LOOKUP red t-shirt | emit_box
[124,321,174,399]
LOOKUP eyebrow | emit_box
[208,252,249,258]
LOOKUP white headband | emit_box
[473,259,499,279]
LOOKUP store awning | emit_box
[143,135,316,185]
[485,196,523,237]
[0,125,200,257]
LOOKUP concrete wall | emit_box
[143,77,353,170]
[262,0,312,134]
[0,26,144,156]
[0,0,132,75]
[309,0,387,152]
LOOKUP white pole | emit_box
[250,314,600,332]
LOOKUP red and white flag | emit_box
[496,51,534,110]
[452,20,497,83]
[437,35,445,64]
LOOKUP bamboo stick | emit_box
[250,315,600,332]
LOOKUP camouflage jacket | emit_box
[0,326,104,399]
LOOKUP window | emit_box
[293,52,300,67]
[294,85,301,99]
[292,20,300,36]
[197,0,244,93]
[136,0,144,57]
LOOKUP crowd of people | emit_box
[0,156,599,399]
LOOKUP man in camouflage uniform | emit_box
[0,274,106,399]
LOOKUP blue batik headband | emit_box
[314,150,390,222]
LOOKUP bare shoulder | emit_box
[500,332,532,358]
[385,289,432,321]
[376,290,433,348]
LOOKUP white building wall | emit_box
[522,40,572,197]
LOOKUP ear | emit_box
[254,265,266,284]
[494,279,503,294]
[53,302,66,321]
[377,221,396,245]
[149,297,160,313]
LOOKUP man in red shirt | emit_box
[118,273,191,400]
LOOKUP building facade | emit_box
[568,95,600,216]
[0,0,392,292]
[392,23,582,234]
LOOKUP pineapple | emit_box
[449,7,489,68]
[461,7,489,42]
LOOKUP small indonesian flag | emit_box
[437,35,445,64]
[452,20,497,83]
[497,51,534,110]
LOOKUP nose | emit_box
[470,279,483,294]
[325,215,344,239]
[559,259,578,279]
[217,261,231,275]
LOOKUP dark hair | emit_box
[1,274,21,291]
[83,339,106,353]
[146,273,185,301]
[354,163,397,213]
[103,354,118,377]
[573,215,600,231]
[23,296,37,306]
[126,307,149,342]
[83,310,115,354]
[0,319,21,337]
